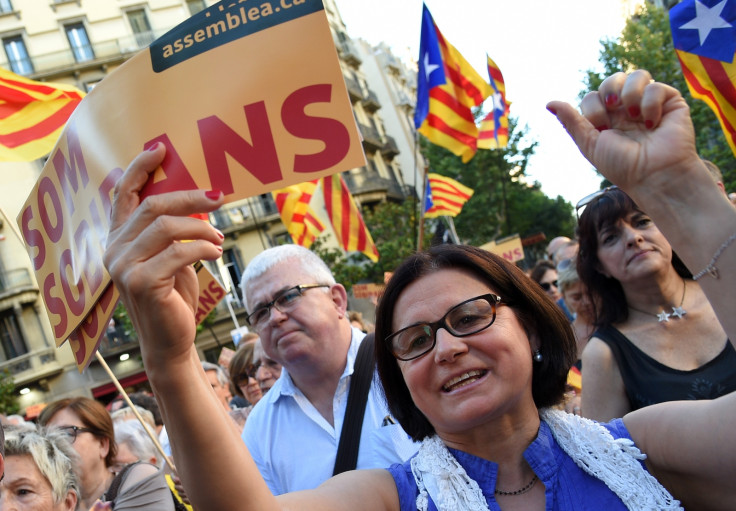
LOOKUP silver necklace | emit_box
[628,279,687,323]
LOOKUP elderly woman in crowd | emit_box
[38,397,173,510]
[0,424,79,510]
[102,69,736,510]
[229,337,263,408]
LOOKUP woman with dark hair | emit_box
[38,397,173,510]
[576,187,736,421]
[100,70,736,509]
[529,259,562,302]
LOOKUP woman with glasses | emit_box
[575,184,736,422]
[229,337,264,408]
[102,69,736,509]
[38,397,173,510]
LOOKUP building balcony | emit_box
[381,135,400,160]
[358,123,383,152]
[361,89,381,113]
[0,347,63,387]
[25,29,171,81]
[0,268,38,306]
[344,75,363,103]
[343,168,389,197]
[336,39,361,67]
[208,196,280,234]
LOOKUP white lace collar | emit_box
[409,409,682,511]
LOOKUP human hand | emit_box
[172,474,192,506]
[103,143,225,366]
[547,70,704,200]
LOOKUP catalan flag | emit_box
[322,174,379,262]
[415,4,492,163]
[272,179,325,249]
[670,0,736,157]
[424,173,474,218]
[478,55,510,150]
[0,67,85,161]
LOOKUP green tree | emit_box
[420,116,576,248]
[0,368,20,415]
[582,2,735,190]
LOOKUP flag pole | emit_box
[94,351,177,474]
[417,163,429,251]
[445,216,461,244]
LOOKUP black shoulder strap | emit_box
[333,332,375,476]
[104,461,142,506]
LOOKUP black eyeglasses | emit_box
[58,425,97,443]
[386,294,502,361]
[575,185,618,219]
[246,284,330,330]
[540,280,558,291]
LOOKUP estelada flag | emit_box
[414,3,492,163]
[670,0,736,156]
[0,67,85,161]
[424,173,474,218]
[478,55,510,150]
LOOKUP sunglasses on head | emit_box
[575,185,619,219]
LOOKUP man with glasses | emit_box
[240,245,416,495]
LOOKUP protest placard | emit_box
[18,0,365,370]
[479,234,524,263]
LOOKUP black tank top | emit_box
[594,325,736,410]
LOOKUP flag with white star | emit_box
[670,0,736,156]
[478,55,510,150]
[414,3,492,163]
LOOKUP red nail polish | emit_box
[546,105,557,115]
[605,94,618,107]
[205,190,222,200]
[146,142,160,152]
[215,229,225,240]
[628,105,641,118]
[645,119,654,130]
[596,125,608,132]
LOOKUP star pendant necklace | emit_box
[628,278,687,324]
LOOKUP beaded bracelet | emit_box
[692,232,736,281]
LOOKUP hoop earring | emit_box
[533,350,543,363]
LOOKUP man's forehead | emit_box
[247,262,309,303]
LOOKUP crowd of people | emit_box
[2,69,736,510]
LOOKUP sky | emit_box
[335,0,631,206]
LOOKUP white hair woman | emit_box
[1,424,79,510]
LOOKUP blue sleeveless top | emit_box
[595,326,736,410]
[388,419,638,510]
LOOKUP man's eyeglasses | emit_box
[246,284,330,330]
[386,294,503,361]
[58,425,97,443]
[540,280,558,292]
[575,185,618,219]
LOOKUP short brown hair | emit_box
[374,245,577,441]
[38,397,117,468]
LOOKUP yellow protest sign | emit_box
[17,0,365,369]
[479,234,524,263]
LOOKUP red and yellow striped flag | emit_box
[424,173,474,218]
[272,179,325,248]
[322,174,379,262]
[0,67,85,161]
[478,55,510,150]
[415,4,492,163]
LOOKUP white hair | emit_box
[113,420,161,468]
[240,245,336,310]
[202,360,230,387]
[4,423,80,504]
[110,404,156,430]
